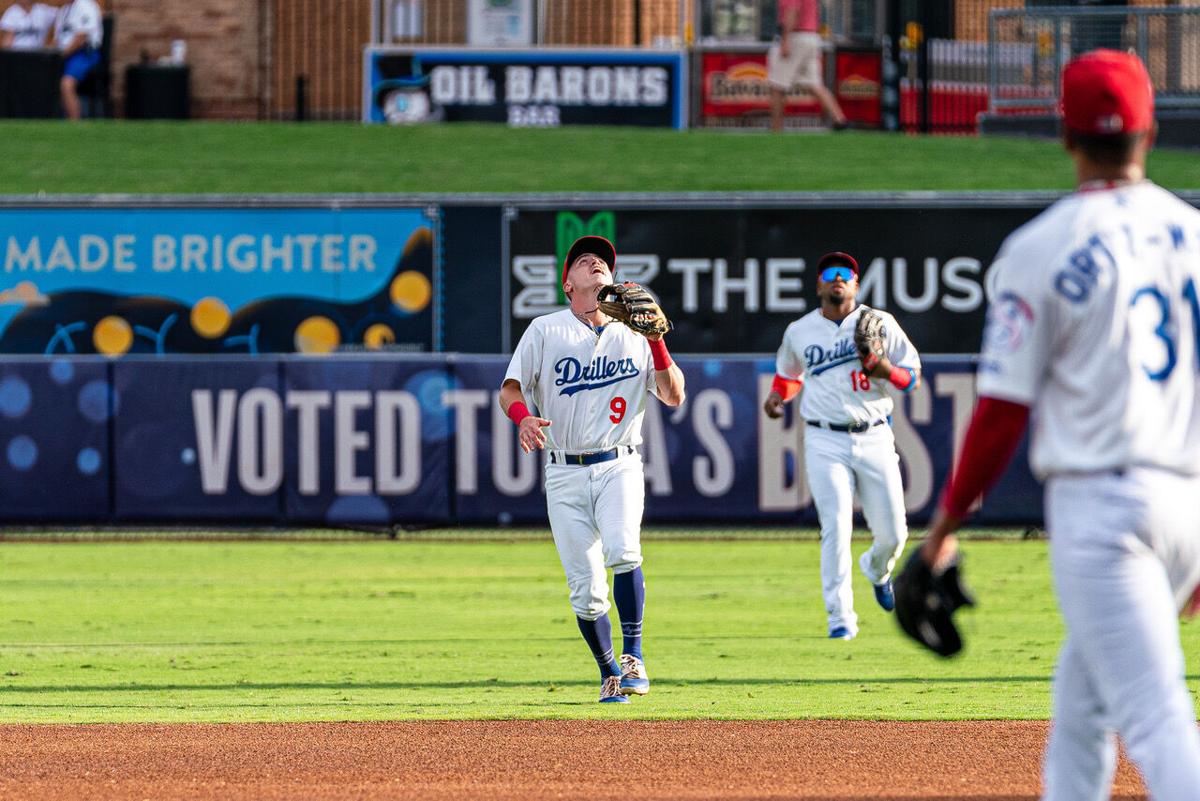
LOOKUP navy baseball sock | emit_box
[613,566,644,661]
[576,615,620,678]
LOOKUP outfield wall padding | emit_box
[4,193,1198,358]
[0,355,1041,527]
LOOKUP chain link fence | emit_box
[274,1,876,120]
[262,1,1200,126]
[988,5,1200,113]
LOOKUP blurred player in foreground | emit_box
[499,236,685,703]
[915,50,1200,799]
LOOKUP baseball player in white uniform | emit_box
[919,50,1200,800]
[499,235,685,703]
[764,251,921,640]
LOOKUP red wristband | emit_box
[770,374,803,402]
[507,401,531,426]
[648,338,673,371]
[888,365,913,391]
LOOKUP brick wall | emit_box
[5,0,695,120]
[104,0,263,118]
[0,0,263,118]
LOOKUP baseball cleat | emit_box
[874,580,896,612]
[828,626,856,640]
[618,653,649,696]
[599,675,631,703]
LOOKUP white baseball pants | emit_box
[1043,468,1200,801]
[544,451,645,620]
[804,424,908,635]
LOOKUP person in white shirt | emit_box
[917,50,1200,799]
[764,251,921,640]
[499,235,685,703]
[54,0,103,120]
[0,1,56,49]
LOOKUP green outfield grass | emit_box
[2,121,1198,195]
[2,532,1196,724]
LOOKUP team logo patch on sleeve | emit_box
[983,292,1035,353]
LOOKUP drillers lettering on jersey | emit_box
[555,355,641,396]
[804,338,859,375]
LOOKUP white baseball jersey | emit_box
[775,304,921,426]
[505,309,658,452]
[978,181,1200,480]
[54,0,102,49]
[0,3,56,49]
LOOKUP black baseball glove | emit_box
[597,282,672,337]
[854,308,887,373]
[893,548,976,657]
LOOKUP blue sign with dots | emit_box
[0,207,436,355]
[0,358,110,520]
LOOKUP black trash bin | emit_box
[125,64,190,119]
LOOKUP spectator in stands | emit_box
[768,0,847,132]
[54,0,103,120]
[0,1,56,49]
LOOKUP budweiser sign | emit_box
[700,51,820,117]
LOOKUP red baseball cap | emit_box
[1061,49,1154,135]
[562,235,616,287]
[817,251,859,276]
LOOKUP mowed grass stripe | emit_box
[2,538,1194,723]
[2,121,1198,195]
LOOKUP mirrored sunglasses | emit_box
[819,266,855,282]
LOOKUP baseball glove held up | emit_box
[597,283,672,337]
[893,549,976,657]
[854,308,887,373]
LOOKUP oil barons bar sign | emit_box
[365,48,686,128]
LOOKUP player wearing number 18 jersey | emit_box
[918,51,1200,799]
[765,252,922,640]
[500,235,685,704]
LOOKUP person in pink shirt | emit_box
[767,0,847,132]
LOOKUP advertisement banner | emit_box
[451,355,1041,526]
[113,359,285,521]
[506,204,1048,354]
[834,48,882,127]
[283,359,451,525]
[699,49,820,120]
[0,358,110,521]
[0,354,1043,526]
[0,207,435,355]
[364,47,687,128]
[110,357,453,524]
[446,356,547,524]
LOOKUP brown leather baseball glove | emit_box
[854,308,888,373]
[597,282,671,337]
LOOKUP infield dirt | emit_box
[0,720,1146,800]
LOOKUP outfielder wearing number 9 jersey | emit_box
[500,235,686,704]
[917,51,1200,801]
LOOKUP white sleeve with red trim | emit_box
[879,311,921,373]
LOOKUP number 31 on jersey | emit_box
[1132,277,1200,380]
